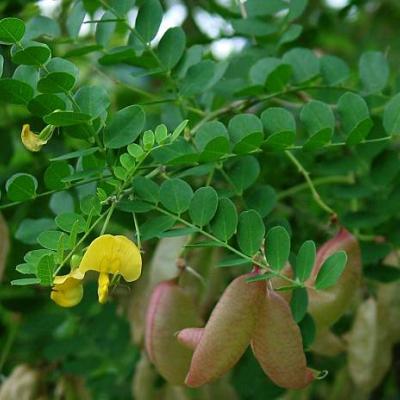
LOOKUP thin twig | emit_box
[285,150,336,216]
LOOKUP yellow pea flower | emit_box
[50,271,84,308]
[21,124,55,152]
[77,234,142,304]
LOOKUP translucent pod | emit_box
[145,279,202,385]
[307,229,361,330]
[131,352,159,400]
[185,273,265,387]
[347,297,392,392]
[251,288,314,389]
[311,329,345,357]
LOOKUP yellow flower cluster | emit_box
[51,235,142,307]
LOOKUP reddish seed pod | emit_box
[145,279,202,385]
[251,288,314,389]
[185,273,265,387]
[177,328,204,350]
[307,229,361,330]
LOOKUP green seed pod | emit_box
[145,279,202,385]
[251,288,314,389]
[131,352,158,400]
[185,273,265,387]
[307,229,361,330]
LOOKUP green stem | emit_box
[206,167,215,186]
[278,175,353,200]
[132,211,141,250]
[285,150,336,216]
[286,135,392,150]
[151,205,303,287]
[53,209,109,276]
[218,166,240,195]
[99,0,176,89]
[191,85,359,134]
[0,175,112,211]
[100,201,116,235]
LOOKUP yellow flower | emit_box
[21,124,55,152]
[77,234,142,304]
[50,272,84,308]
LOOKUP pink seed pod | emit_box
[177,328,204,350]
[251,288,314,389]
[307,229,361,330]
[185,273,265,387]
[145,279,202,385]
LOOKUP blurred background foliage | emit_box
[1,0,400,399]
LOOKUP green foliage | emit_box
[265,226,291,271]
[300,100,334,149]
[315,251,348,290]
[237,210,265,256]
[6,173,37,201]
[337,92,373,145]
[295,240,316,282]
[261,107,296,149]
[189,187,218,227]
[211,198,238,241]
[104,105,145,148]
[0,17,25,43]
[1,1,400,398]
[290,287,308,323]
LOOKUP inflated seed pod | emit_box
[131,352,158,400]
[307,229,361,330]
[185,273,265,387]
[347,297,392,392]
[177,327,204,350]
[311,328,345,357]
[145,279,202,385]
[129,236,190,345]
[251,288,314,389]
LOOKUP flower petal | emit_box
[51,275,83,308]
[78,234,142,281]
[21,124,47,152]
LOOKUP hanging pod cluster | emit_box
[145,272,315,389]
